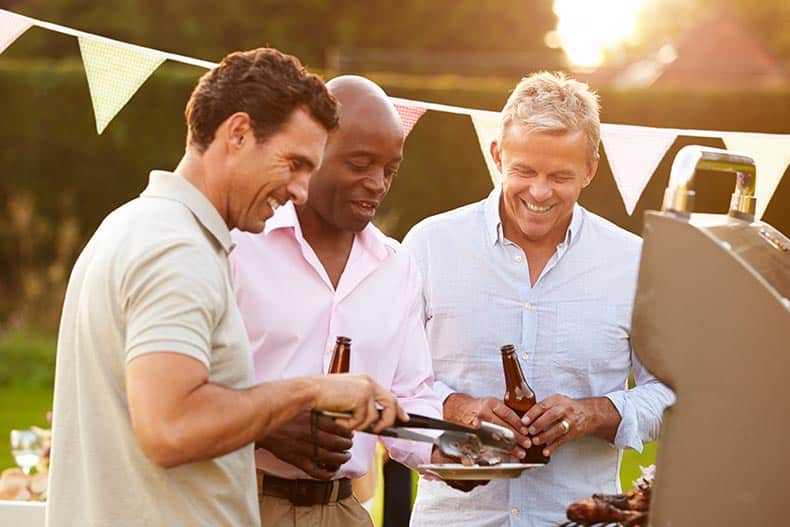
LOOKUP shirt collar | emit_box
[483,184,585,249]
[483,185,503,245]
[356,223,393,262]
[561,203,584,251]
[264,200,301,236]
[264,200,392,262]
[140,170,234,254]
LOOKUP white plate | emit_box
[418,463,544,480]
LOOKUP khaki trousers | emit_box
[257,473,374,527]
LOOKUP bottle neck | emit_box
[329,343,350,374]
[502,350,523,386]
[501,349,534,398]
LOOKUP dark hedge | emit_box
[1,62,788,326]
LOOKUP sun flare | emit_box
[550,0,648,68]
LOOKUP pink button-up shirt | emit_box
[230,202,439,479]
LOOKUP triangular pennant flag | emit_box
[0,10,33,54]
[393,102,427,137]
[601,124,677,215]
[470,110,501,186]
[721,133,790,220]
[78,36,166,134]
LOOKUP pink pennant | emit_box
[0,10,32,55]
[394,102,427,137]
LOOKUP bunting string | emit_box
[1,8,788,218]
[3,9,215,69]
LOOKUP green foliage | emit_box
[0,332,57,388]
[0,63,788,330]
[5,1,557,67]
[5,0,790,72]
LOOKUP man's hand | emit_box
[443,393,529,459]
[523,395,621,457]
[427,447,489,493]
[312,373,408,432]
[257,412,353,480]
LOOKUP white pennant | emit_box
[721,133,790,220]
[601,124,678,215]
[0,10,32,54]
[78,36,165,134]
[470,111,502,186]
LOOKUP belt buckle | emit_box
[289,480,332,507]
[290,481,315,507]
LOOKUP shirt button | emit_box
[514,255,522,262]
[511,508,519,515]
[524,302,532,310]
[521,352,529,360]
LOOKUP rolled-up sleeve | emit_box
[604,347,676,452]
[433,380,458,403]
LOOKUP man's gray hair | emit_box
[500,71,601,164]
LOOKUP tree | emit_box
[5,0,557,69]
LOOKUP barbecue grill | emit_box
[629,145,790,526]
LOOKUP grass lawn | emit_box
[621,441,657,489]
[0,385,53,471]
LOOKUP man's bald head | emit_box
[299,75,405,234]
[326,75,404,138]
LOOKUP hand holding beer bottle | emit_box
[256,336,357,479]
[501,344,550,464]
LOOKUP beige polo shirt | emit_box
[47,171,258,527]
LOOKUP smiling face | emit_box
[493,124,598,248]
[226,107,328,233]
[303,98,404,233]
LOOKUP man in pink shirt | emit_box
[230,76,442,527]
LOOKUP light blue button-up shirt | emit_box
[404,186,675,527]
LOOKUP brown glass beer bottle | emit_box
[501,344,550,464]
[328,336,351,374]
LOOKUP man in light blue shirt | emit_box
[404,72,675,526]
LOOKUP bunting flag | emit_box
[470,111,502,185]
[78,36,165,134]
[0,10,32,54]
[721,133,790,219]
[0,7,787,219]
[394,102,427,137]
[601,124,678,214]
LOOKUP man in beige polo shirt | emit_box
[46,48,406,527]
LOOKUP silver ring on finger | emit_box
[559,419,571,435]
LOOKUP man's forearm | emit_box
[583,396,622,443]
[144,377,319,468]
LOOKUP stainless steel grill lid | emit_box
[631,146,789,526]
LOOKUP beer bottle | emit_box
[501,344,550,464]
[328,336,351,374]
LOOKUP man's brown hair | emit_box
[185,48,339,152]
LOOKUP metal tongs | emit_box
[318,410,516,463]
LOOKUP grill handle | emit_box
[662,145,756,221]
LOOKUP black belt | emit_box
[259,472,353,507]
